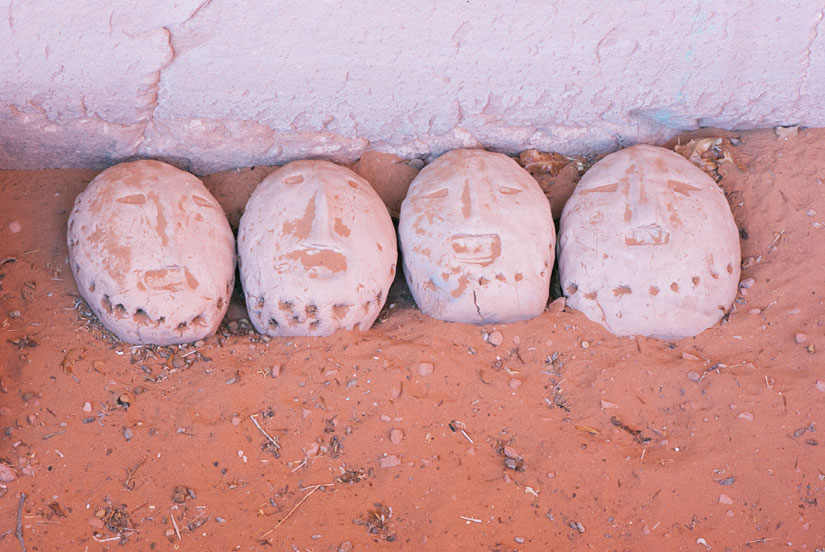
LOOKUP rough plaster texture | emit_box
[238,160,397,337]
[67,160,235,345]
[558,145,740,339]
[399,149,554,324]
[2,1,825,173]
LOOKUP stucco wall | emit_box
[1,1,824,174]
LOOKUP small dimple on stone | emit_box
[612,285,631,296]
[333,304,351,319]
[671,282,679,292]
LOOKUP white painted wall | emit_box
[1,1,823,173]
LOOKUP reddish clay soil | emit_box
[1,128,824,551]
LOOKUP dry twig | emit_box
[250,414,280,450]
[258,483,334,541]
[17,493,27,552]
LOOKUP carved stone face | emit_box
[399,149,555,323]
[238,160,397,337]
[67,160,236,345]
[558,144,741,339]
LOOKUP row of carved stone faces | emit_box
[66,145,740,346]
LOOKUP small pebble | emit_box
[231,415,242,426]
[390,429,404,444]
[123,427,133,441]
[487,330,504,347]
[806,209,817,216]
[681,352,700,361]
[0,463,17,482]
[687,371,702,382]
[718,493,733,504]
[215,516,226,523]
[795,333,808,344]
[502,445,520,459]
[418,362,434,376]
[378,455,401,468]
[380,414,391,423]
[82,401,92,412]
[815,380,825,392]
[303,442,320,457]
[225,375,238,385]
[8,221,21,233]
[194,340,206,348]
[88,518,104,529]
[514,537,525,544]
[271,364,281,377]
[737,411,754,421]
[337,542,353,552]
[508,378,522,389]
[580,340,590,349]
[739,278,755,289]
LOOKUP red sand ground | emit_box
[1,128,824,551]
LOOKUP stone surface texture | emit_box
[558,145,740,339]
[2,2,824,173]
[238,160,397,337]
[67,160,235,345]
[399,149,554,323]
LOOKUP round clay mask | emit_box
[399,149,555,323]
[67,160,236,345]
[558,144,741,339]
[238,160,397,337]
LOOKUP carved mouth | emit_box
[282,243,348,274]
[141,267,199,291]
[449,234,501,265]
[624,224,670,246]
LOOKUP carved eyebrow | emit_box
[420,188,448,199]
[581,183,619,194]
[115,194,146,204]
[497,185,523,194]
[667,179,702,195]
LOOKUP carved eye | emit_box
[283,174,304,186]
[498,186,522,195]
[422,188,448,199]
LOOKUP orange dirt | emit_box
[1,128,824,551]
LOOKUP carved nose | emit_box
[461,180,483,220]
[306,188,335,243]
[626,181,656,224]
